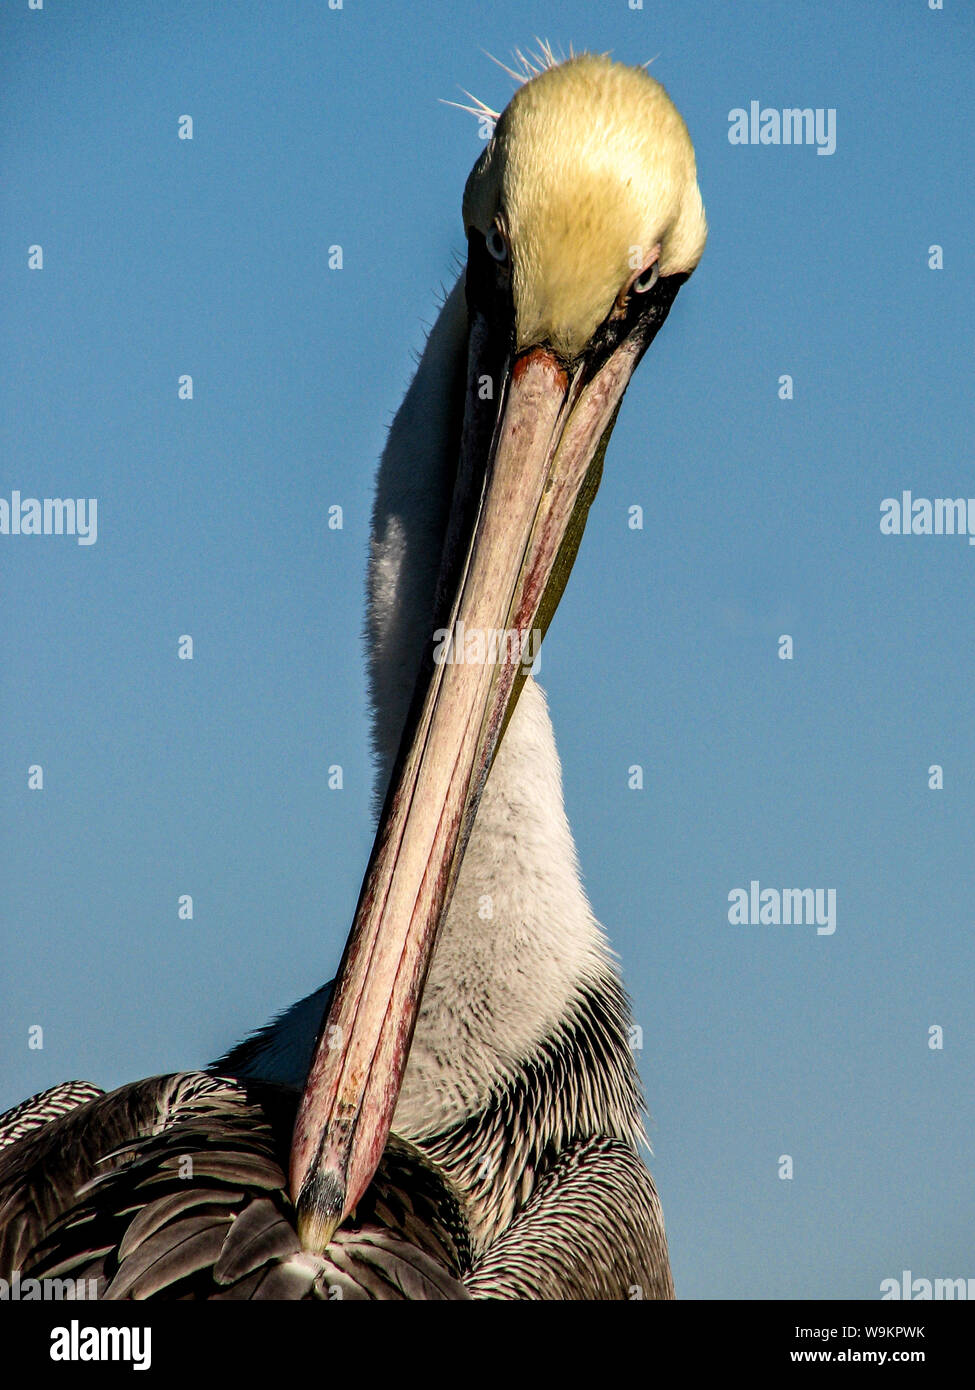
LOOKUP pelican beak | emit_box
[290,242,688,1252]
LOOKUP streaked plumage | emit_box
[0,48,704,1300]
[0,1082,104,1153]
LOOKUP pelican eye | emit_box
[634,263,660,294]
[485,221,508,264]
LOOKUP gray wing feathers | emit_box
[0,1072,665,1298]
[0,1071,469,1300]
[211,1198,297,1282]
[325,1230,472,1301]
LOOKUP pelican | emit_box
[0,49,706,1300]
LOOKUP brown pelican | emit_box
[0,49,706,1300]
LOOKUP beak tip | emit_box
[295,1168,347,1254]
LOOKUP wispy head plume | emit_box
[441,40,577,134]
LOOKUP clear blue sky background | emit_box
[2,1,972,1300]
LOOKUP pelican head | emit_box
[463,54,707,357]
[291,52,706,1252]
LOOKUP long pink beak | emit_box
[289,269,679,1251]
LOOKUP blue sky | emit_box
[2,0,972,1299]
